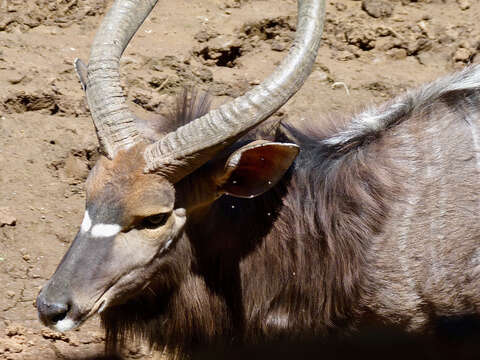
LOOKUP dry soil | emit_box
[0,0,479,359]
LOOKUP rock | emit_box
[361,0,394,18]
[0,207,16,227]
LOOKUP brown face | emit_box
[36,139,298,332]
[36,146,186,332]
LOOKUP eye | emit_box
[141,213,169,229]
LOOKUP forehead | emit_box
[85,147,174,225]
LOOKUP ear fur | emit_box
[216,141,299,198]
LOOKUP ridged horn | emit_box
[85,0,158,158]
[144,0,326,182]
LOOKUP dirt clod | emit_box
[454,47,472,63]
[194,29,219,43]
[2,91,58,114]
[0,207,16,227]
[194,37,243,67]
[345,28,376,50]
[5,325,26,337]
[362,0,394,18]
[7,72,27,85]
[271,40,287,52]
[64,154,89,180]
[0,338,23,354]
[457,0,471,10]
[41,329,69,343]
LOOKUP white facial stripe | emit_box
[91,223,121,238]
[160,239,174,254]
[80,210,92,233]
[54,318,77,332]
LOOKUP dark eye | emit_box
[142,213,168,229]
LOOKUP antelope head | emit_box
[36,0,325,332]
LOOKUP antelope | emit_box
[37,0,480,356]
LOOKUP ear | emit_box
[216,141,299,198]
[74,58,88,91]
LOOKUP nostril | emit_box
[48,303,69,323]
[37,294,70,325]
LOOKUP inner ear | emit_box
[216,141,300,198]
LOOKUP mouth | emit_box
[51,318,79,332]
[46,289,111,333]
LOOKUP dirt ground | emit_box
[0,0,479,358]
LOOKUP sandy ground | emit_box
[0,0,479,358]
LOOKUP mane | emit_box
[323,64,480,149]
[135,88,212,142]
[264,116,397,333]
[165,88,212,129]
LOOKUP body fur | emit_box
[101,66,480,354]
